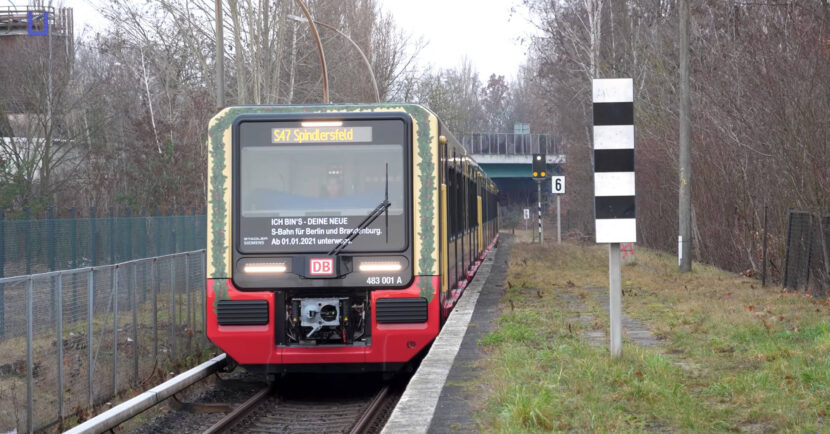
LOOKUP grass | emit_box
[475,238,830,432]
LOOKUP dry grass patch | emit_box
[476,241,829,432]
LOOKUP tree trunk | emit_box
[230,0,247,104]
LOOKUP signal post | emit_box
[551,175,565,243]
[532,154,546,243]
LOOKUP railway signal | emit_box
[531,153,546,178]
[531,154,545,243]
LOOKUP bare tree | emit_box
[523,0,829,280]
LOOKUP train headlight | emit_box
[242,262,288,274]
[358,261,403,273]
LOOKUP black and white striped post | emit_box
[592,78,636,358]
[532,154,546,244]
[537,183,543,244]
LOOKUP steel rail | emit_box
[202,385,273,434]
[64,353,227,434]
[349,385,391,434]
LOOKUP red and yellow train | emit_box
[205,104,498,373]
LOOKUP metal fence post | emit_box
[152,258,158,366]
[71,207,78,322]
[170,256,176,362]
[87,269,94,408]
[191,207,198,250]
[179,206,185,253]
[48,206,56,326]
[170,206,176,254]
[25,207,31,275]
[131,264,139,385]
[141,208,148,303]
[180,209,186,330]
[90,207,97,267]
[26,277,33,434]
[154,208,161,257]
[185,253,191,352]
[182,209,189,251]
[120,208,126,263]
[57,273,65,426]
[125,209,133,311]
[48,206,56,271]
[109,207,115,265]
[128,208,134,259]
[0,208,5,339]
[113,265,119,397]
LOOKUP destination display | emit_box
[271,126,372,144]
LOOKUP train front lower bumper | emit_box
[205,276,440,370]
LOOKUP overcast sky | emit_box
[29,0,532,81]
[376,0,532,80]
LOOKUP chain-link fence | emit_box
[783,211,830,298]
[499,202,589,243]
[0,250,211,432]
[0,209,206,278]
[0,210,206,339]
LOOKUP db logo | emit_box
[309,258,334,276]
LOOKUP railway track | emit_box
[85,367,406,434]
[202,376,400,434]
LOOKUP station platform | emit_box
[383,234,512,433]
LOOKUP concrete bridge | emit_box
[460,133,566,206]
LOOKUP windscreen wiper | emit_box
[328,163,390,256]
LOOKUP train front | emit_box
[206,107,440,373]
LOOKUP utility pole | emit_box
[215,0,225,109]
[678,0,692,272]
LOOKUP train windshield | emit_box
[236,118,408,254]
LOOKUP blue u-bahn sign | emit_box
[27,11,49,36]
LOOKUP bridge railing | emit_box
[0,250,213,433]
[459,133,561,156]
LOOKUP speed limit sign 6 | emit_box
[551,176,565,194]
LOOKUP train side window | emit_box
[456,166,463,236]
[462,172,468,233]
[483,189,487,222]
[475,178,479,226]
[447,167,458,238]
[465,176,470,230]
[468,176,475,228]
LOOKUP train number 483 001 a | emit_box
[367,276,400,285]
